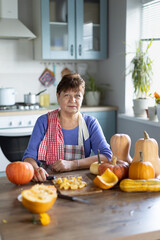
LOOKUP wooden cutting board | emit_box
[51,173,102,196]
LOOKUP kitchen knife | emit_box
[57,190,89,204]
[46,175,56,180]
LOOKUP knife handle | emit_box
[46,176,56,180]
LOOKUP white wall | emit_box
[98,0,126,113]
[98,0,141,114]
[0,0,98,104]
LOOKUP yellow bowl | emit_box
[21,184,57,213]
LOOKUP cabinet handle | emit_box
[70,44,74,56]
[79,44,82,56]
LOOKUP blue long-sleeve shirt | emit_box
[22,113,112,163]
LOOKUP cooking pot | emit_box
[24,89,46,104]
[0,88,15,106]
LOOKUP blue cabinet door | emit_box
[82,111,116,143]
[76,0,107,59]
[41,0,76,60]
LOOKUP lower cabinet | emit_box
[82,110,117,143]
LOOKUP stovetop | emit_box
[0,102,43,111]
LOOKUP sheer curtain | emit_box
[141,0,160,94]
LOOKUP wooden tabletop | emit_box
[1,170,160,240]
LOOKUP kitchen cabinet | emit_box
[33,0,107,60]
[82,109,117,143]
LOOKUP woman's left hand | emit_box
[52,159,76,172]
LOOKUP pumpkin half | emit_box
[21,184,57,213]
[132,131,160,177]
[98,156,129,181]
[93,168,118,189]
[6,162,34,185]
[110,133,132,164]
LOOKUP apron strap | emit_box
[78,113,89,146]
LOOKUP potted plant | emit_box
[128,39,153,117]
[85,73,111,106]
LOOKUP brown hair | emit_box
[56,73,85,95]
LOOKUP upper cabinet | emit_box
[33,0,107,60]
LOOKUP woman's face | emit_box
[57,87,84,114]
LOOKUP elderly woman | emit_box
[23,73,112,182]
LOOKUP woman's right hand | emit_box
[32,167,49,182]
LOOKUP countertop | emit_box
[1,170,160,240]
[0,105,118,116]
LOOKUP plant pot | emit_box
[85,91,100,106]
[156,104,160,122]
[133,98,153,117]
[148,106,157,121]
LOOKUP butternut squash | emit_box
[132,131,160,177]
[120,178,160,192]
[110,134,132,164]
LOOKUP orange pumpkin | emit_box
[6,162,34,185]
[110,134,132,164]
[129,151,155,179]
[98,156,129,181]
[132,131,160,177]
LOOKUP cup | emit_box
[40,94,50,107]
[148,106,157,121]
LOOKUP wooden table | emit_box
[1,170,160,240]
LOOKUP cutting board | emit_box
[51,173,102,196]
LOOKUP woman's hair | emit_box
[57,73,85,95]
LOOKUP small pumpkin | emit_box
[93,168,118,190]
[6,161,34,185]
[129,151,155,180]
[110,133,132,164]
[132,131,160,177]
[98,156,129,181]
[90,150,103,175]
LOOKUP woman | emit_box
[23,73,112,182]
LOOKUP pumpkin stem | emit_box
[139,151,143,162]
[97,149,101,164]
[144,131,149,140]
[112,156,117,165]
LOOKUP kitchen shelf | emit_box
[50,22,68,25]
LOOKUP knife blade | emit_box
[57,190,89,204]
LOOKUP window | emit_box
[141,0,160,94]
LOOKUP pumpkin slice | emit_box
[93,168,118,189]
[21,184,57,213]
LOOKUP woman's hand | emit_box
[52,159,76,172]
[32,167,49,182]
